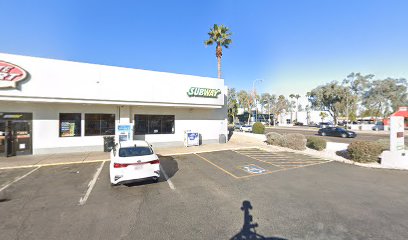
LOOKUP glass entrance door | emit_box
[0,121,5,156]
[9,120,32,156]
[0,113,32,157]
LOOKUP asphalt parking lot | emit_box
[1,148,408,240]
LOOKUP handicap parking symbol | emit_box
[242,165,267,174]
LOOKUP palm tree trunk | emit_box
[217,56,221,79]
[216,45,222,79]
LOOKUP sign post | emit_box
[390,116,405,151]
[381,116,407,168]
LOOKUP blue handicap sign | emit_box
[242,165,267,174]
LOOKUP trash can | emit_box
[219,134,227,144]
[103,136,115,152]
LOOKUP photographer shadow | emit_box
[230,201,287,240]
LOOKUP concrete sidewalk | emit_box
[0,132,265,169]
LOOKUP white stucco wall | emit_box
[0,53,228,154]
[0,53,225,108]
[1,101,227,154]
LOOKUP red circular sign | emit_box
[0,61,28,88]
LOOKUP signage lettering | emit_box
[0,61,28,88]
[187,87,221,98]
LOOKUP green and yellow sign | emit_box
[187,87,221,98]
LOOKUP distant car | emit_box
[294,122,304,126]
[234,123,243,130]
[372,122,385,131]
[318,122,335,128]
[318,127,356,138]
[110,140,160,186]
[240,125,253,132]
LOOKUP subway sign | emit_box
[187,87,221,98]
[0,61,28,89]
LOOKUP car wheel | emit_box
[321,132,326,136]
[341,133,347,138]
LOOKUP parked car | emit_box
[318,127,356,138]
[318,122,335,128]
[110,140,160,186]
[372,122,385,131]
[240,125,253,132]
[234,122,243,130]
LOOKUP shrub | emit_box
[252,122,265,134]
[347,141,383,163]
[265,132,284,146]
[306,136,327,151]
[266,132,307,150]
[282,133,307,150]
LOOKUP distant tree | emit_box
[260,93,275,125]
[362,78,408,118]
[305,105,311,125]
[271,95,289,125]
[297,104,303,112]
[319,112,329,122]
[308,81,348,124]
[204,24,232,79]
[237,90,255,124]
[342,72,373,120]
[227,88,238,123]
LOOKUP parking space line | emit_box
[194,153,239,179]
[236,161,332,179]
[79,161,105,206]
[232,150,284,169]
[160,167,175,190]
[268,161,326,164]
[0,166,40,192]
[0,159,109,170]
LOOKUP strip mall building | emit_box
[0,53,228,156]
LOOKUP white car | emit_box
[240,125,253,132]
[110,140,160,185]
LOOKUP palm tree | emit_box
[204,24,232,79]
[294,94,301,122]
[289,94,295,124]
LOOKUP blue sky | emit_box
[1,0,407,101]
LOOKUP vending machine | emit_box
[184,130,199,147]
[117,124,133,142]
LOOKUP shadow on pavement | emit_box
[230,200,287,240]
[124,155,178,187]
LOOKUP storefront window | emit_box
[85,114,115,136]
[134,115,175,134]
[59,113,81,137]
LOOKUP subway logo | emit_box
[187,87,221,98]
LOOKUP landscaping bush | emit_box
[265,132,284,146]
[266,132,307,150]
[252,122,265,134]
[281,133,307,150]
[347,141,383,163]
[306,136,327,151]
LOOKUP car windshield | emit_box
[119,147,153,157]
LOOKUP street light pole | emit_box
[252,79,263,123]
